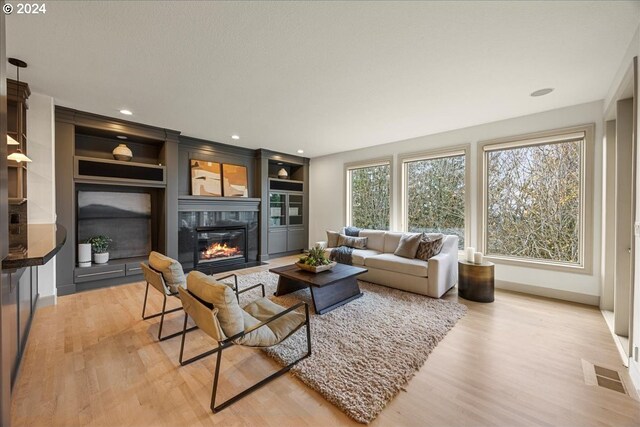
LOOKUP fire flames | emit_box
[202,242,241,259]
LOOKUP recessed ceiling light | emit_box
[116,135,127,140]
[277,162,283,165]
[231,135,240,140]
[530,88,554,97]
[119,109,133,115]
[297,149,304,154]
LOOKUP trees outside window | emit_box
[403,153,466,249]
[347,161,391,230]
[484,135,585,265]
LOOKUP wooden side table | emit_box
[458,260,495,302]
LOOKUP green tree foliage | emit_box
[486,140,581,263]
[406,155,465,249]
[350,164,390,230]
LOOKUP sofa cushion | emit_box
[186,271,244,337]
[338,234,368,249]
[365,253,429,277]
[359,230,385,252]
[352,249,380,265]
[394,233,422,259]
[383,232,405,253]
[415,233,445,261]
[149,251,186,293]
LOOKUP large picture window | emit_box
[346,160,391,230]
[481,126,594,270]
[402,150,467,249]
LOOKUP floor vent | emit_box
[582,359,629,396]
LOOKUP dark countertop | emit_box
[2,224,67,270]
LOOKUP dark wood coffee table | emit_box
[269,263,367,314]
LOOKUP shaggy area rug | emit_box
[229,271,467,424]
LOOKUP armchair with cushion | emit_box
[178,270,312,413]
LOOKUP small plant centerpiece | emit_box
[296,245,337,273]
[87,235,112,264]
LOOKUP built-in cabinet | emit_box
[2,267,36,388]
[268,186,306,254]
[256,150,310,259]
[55,107,180,295]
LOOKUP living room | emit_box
[1,1,640,426]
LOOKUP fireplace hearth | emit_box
[194,225,248,273]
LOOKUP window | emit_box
[480,125,594,271]
[346,159,391,230]
[402,149,468,249]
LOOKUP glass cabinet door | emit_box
[269,193,287,226]
[288,194,303,226]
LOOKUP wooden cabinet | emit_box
[268,186,307,255]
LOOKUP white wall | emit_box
[26,92,56,300]
[309,100,603,303]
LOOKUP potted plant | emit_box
[87,235,112,264]
[296,245,336,273]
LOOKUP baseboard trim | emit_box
[496,280,600,306]
[36,294,57,308]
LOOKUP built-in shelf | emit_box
[73,256,146,284]
[74,156,166,187]
[8,198,27,206]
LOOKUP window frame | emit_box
[399,145,471,251]
[345,157,393,230]
[477,124,595,274]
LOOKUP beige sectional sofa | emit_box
[324,229,459,298]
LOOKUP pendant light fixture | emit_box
[7,57,32,162]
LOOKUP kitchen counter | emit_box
[2,224,67,270]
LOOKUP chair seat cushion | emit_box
[149,251,186,293]
[351,249,380,265]
[238,298,306,347]
[365,253,429,277]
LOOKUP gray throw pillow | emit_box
[326,230,340,248]
[415,233,445,261]
[394,233,422,259]
[337,234,368,249]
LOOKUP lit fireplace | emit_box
[194,225,248,272]
[202,242,241,260]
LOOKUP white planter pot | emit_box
[78,243,92,267]
[93,252,109,264]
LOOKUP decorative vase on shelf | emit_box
[93,252,109,264]
[112,144,133,161]
[277,168,288,179]
[78,243,92,267]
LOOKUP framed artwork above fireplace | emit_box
[191,160,222,196]
[222,163,249,197]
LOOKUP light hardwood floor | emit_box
[11,255,640,426]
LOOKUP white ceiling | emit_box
[6,1,640,158]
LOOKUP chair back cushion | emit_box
[186,271,244,337]
[178,287,226,342]
[149,251,186,293]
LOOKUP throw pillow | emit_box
[149,251,186,293]
[415,233,445,261]
[337,234,368,249]
[326,230,340,248]
[344,226,361,237]
[394,233,422,259]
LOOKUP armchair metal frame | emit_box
[178,283,312,413]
